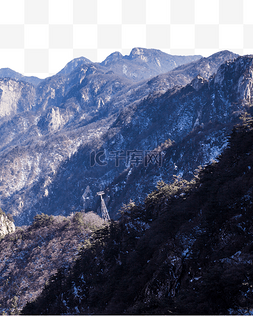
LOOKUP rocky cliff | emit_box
[0,210,15,239]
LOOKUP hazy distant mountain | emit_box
[0,68,42,86]
[0,48,201,88]
[101,47,202,82]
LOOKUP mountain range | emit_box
[0,47,253,314]
[0,48,242,226]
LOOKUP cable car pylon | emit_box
[97,191,110,221]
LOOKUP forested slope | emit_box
[22,112,253,315]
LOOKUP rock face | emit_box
[0,48,245,225]
[0,214,15,238]
[0,79,36,118]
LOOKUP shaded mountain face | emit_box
[21,116,253,315]
[0,48,242,225]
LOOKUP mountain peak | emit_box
[101,51,123,66]
[57,56,92,76]
[205,50,239,63]
[129,47,146,57]
[128,47,167,61]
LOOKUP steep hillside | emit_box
[22,114,253,315]
[0,211,104,315]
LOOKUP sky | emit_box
[0,0,252,79]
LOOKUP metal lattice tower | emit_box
[97,191,110,221]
